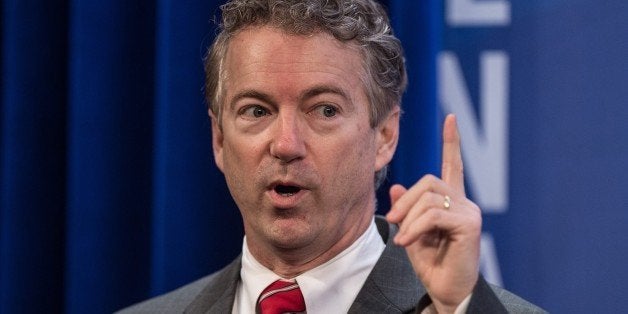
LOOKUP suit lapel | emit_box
[184,256,241,314]
[183,217,426,313]
[348,217,426,313]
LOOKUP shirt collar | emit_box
[238,218,386,314]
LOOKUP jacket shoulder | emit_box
[466,275,547,314]
[487,283,547,314]
[115,258,240,314]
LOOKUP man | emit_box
[119,0,545,313]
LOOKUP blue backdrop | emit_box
[1,0,627,313]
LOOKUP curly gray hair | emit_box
[204,0,407,188]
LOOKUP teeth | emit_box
[280,193,294,197]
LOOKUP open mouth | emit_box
[274,184,302,196]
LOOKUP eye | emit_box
[314,104,338,118]
[241,105,270,118]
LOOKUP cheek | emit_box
[321,130,376,184]
[220,136,269,212]
[223,132,266,163]
[221,136,262,186]
[351,126,377,162]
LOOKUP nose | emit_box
[269,111,306,163]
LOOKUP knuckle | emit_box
[422,191,440,205]
[467,201,481,214]
[466,205,483,228]
[421,174,439,185]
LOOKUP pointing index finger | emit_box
[441,114,465,194]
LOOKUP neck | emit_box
[248,209,374,278]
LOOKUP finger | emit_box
[386,184,407,223]
[388,175,451,221]
[441,114,465,194]
[394,208,467,247]
[390,184,406,206]
[395,191,447,240]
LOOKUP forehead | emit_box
[222,26,366,96]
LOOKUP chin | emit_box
[267,220,316,250]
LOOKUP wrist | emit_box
[431,294,472,314]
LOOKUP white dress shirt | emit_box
[233,219,385,314]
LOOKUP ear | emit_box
[374,105,400,171]
[209,110,225,173]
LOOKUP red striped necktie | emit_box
[256,279,306,314]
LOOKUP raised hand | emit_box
[386,114,481,313]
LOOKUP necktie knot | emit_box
[257,279,306,314]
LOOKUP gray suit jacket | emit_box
[118,217,546,313]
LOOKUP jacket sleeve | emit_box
[466,276,509,314]
[414,276,508,314]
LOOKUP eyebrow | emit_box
[300,85,351,103]
[228,84,352,110]
[229,90,277,111]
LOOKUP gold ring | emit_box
[443,195,451,210]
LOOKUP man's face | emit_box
[211,26,398,258]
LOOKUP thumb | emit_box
[386,184,407,223]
